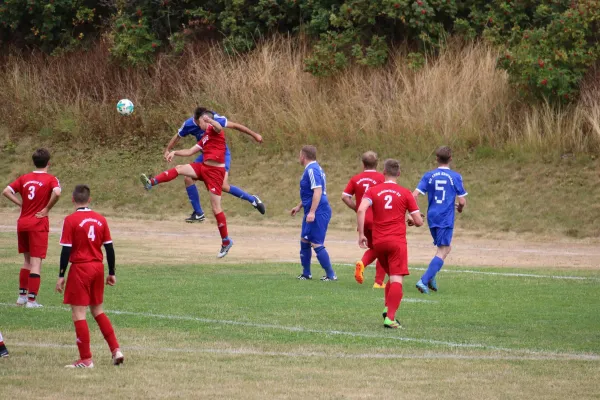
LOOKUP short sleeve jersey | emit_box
[195,124,227,164]
[300,161,331,215]
[60,208,112,264]
[343,170,385,222]
[177,113,231,158]
[363,182,420,245]
[416,167,467,228]
[7,171,61,232]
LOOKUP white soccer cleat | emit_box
[16,296,27,306]
[112,349,124,366]
[217,240,234,258]
[25,301,43,308]
[65,359,94,368]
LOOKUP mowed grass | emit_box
[0,246,599,399]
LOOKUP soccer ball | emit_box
[116,99,134,116]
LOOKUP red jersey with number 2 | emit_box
[196,124,226,164]
[59,208,112,264]
[343,170,385,224]
[363,182,420,245]
[7,171,60,232]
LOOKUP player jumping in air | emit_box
[357,159,423,328]
[141,114,234,258]
[341,151,387,288]
[0,332,8,357]
[2,148,62,308]
[164,107,265,222]
[57,185,123,368]
[290,145,337,281]
[412,146,467,294]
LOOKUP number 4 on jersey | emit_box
[87,225,96,241]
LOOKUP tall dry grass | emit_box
[0,37,598,155]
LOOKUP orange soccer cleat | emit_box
[354,260,365,284]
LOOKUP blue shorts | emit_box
[301,212,331,245]
[430,227,453,247]
[194,148,231,172]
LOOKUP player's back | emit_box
[197,125,227,164]
[60,209,112,264]
[416,167,467,228]
[300,161,330,214]
[8,171,60,231]
[345,170,385,208]
[365,182,419,244]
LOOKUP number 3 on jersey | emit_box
[87,225,96,241]
[28,186,36,200]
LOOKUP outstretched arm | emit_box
[2,187,21,207]
[164,133,182,160]
[167,144,202,162]
[227,121,263,144]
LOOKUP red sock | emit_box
[153,168,179,184]
[360,249,377,267]
[386,282,404,321]
[74,320,92,360]
[374,260,386,286]
[19,268,29,296]
[94,313,119,353]
[215,212,230,244]
[384,282,391,307]
[27,273,40,302]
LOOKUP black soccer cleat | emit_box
[185,212,206,223]
[251,195,266,215]
[297,274,312,280]
[0,344,9,358]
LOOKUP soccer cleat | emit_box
[112,349,124,366]
[297,274,312,280]
[382,307,388,321]
[16,296,27,306]
[320,275,338,282]
[140,173,153,190]
[415,279,430,294]
[65,359,94,368]
[25,301,43,308]
[217,240,234,258]
[0,344,8,358]
[251,195,266,215]
[185,212,206,223]
[428,278,438,292]
[354,261,365,284]
[372,282,386,289]
[383,317,403,329]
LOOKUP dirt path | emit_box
[1,211,598,269]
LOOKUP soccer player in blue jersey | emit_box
[163,107,265,222]
[290,145,337,281]
[412,146,467,294]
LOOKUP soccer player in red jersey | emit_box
[140,114,233,258]
[357,159,423,329]
[2,148,62,308]
[341,151,386,288]
[56,185,123,368]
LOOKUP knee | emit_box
[300,240,311,250]
[183,175,194,186]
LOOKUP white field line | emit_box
[8,341,599,362]
[1,303,598,361]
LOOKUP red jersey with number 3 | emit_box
[343,170,385,224]
[363,181,420,245]
[59,208,112,264]
[195,124,226,164]
[7,171,61,232]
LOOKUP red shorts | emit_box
[373,241,409,276]
[63,262,105,306]
[17,231,49,259]
[190,163,226,196]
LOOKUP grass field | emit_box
[1,230,599,399]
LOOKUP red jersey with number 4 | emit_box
[195,124,226,164]
[343,170,385,224]
[363,181,420,245]
[7,171,60,232]
[59,208,112,264]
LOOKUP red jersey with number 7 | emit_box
[343,170,385,223]
[363,181,420,245]
[59,208,112,264]
[195,124,226,164]
[7,171,61,232]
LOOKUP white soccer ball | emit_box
[116,99,134,116]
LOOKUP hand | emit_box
[254,134,263,144]
[106,275,116,286]
[290,205,301,217]
[407,216,415,226]
[35,208,49,218]
[358,234,368,249]
[163,150,170,161]
[456,203,464,213]
[166,151,176,163]
[55,277,65,293]
[201,115,211,123]
[306,211,316,223]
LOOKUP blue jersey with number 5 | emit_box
[416,167,467,228]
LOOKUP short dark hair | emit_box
[301,145,317,161]
[362,151,378,169]
[194,107,214,120]
[73,184,91,204]
[383,159,401,177]
[32,148,51,168]
[436,146,452,164]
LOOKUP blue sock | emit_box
[186,185,203,215]
[421,256,444,284]
[300,241,312,276]
[228,185,255,203]
[314,246,335,279]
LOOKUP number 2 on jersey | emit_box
[87,225,96,241]
[384,195,393,209]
